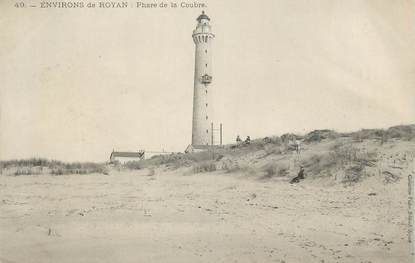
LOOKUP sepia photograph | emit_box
[1,0,414,262]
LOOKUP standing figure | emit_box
[236,135,242,145]
[295,139,301,154]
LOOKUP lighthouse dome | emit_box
[196,11,210,22]
[193,11,214,37]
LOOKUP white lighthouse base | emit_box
[185,144,224,153]
[185,144,209,153]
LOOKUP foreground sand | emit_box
[0,169,411,263]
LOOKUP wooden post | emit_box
[220,123,223,146]
[409,174,414,257]
[211,122,214,145]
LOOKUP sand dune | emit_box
[1,127,414,262]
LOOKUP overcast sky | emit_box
[1,0,414,162]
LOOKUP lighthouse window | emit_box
[206,103,208,107]
[205,63,208,67]
[205,90,208,94]
[206,116,208,120]
[205,49,207,54]
[206,129,209,133]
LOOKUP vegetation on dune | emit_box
[300,142,378,184]
[123,161,142,170]
[129,150,220,170]
[0,158,107,176]
[1,158,52,169]
[1,125,414,185]
[303,130,340,143]
[193,161,217,173]
[261,163,289,179]
[350,125,415,143]
[152,124,413,184]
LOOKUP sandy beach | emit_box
[0,167,410,263]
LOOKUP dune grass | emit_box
[1,158,107,176]
[2,125,413,183]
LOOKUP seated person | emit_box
[245,136,251,144]
[290,166,305,184]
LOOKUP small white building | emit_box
[109,151,144,164]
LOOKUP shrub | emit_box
[124,161,142,170]
[351,129,384,142]
[303,130,339,143]
[342,165,364,185]
[386,125,415,140]
[280,133,300,143]
[261,163,289,179]
[51,169,63,175]
[260,145,283,158]
[220,160,241,173]
[273,136,283,144]
[302,143,377,182]
[193,161,217,173]
[14,169,31,176]
[349,125,415,143]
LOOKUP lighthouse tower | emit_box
[191,11,215,146]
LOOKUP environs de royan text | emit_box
[39,1,206,8]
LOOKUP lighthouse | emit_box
[191,11,215,146]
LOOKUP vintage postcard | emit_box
[1,0,414,262]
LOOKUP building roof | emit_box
[110,151,144,159]
[197,11,210,22]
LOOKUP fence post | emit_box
[409,174,414,258]
[220,123,223,146]
[211,122,214,145]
